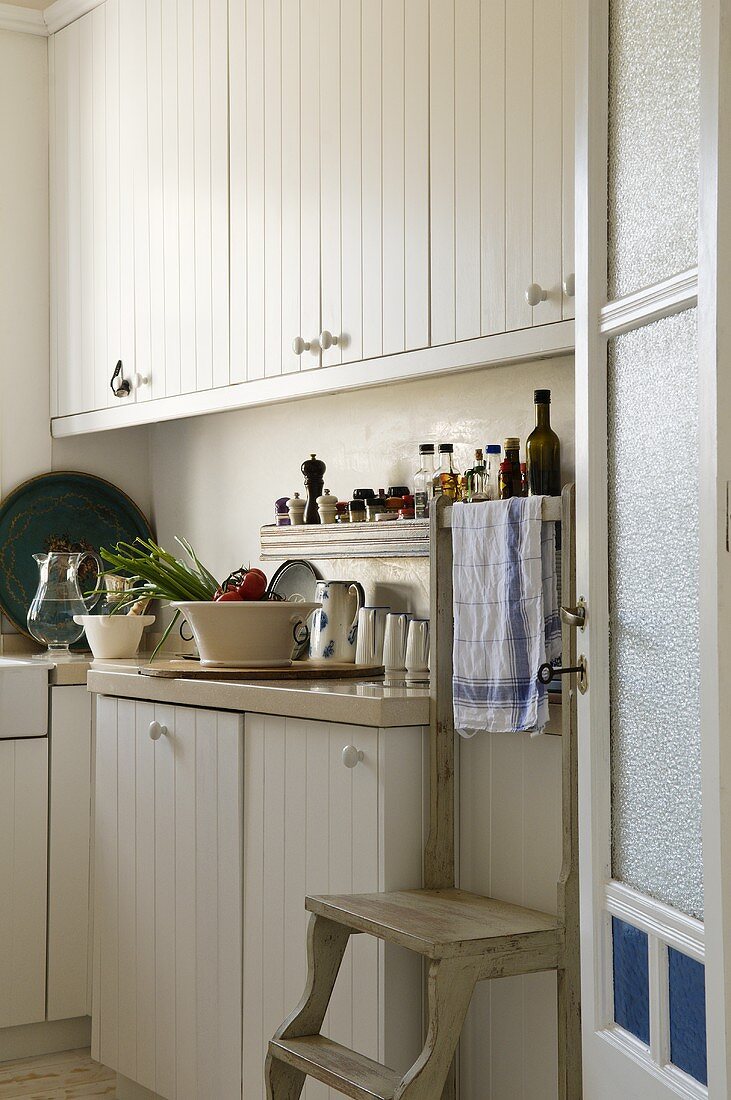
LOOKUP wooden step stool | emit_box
[267,487,582,1100]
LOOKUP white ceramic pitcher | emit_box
[309,580,366,662]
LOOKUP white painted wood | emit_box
[118,0,137,407]
[243,715,424,1097]
[52,319,575,436]
[299,0,321,372]
[160,0,181,397]
[146,0,166,404]
[47,685,93,1022]
[604,881,705,965]
[49,32,58,420]
[505,0,534,333]
[403,0,430,354]
[93,699,243,1098]
[79,13,94,413]
[177,0,197,396]
[339,0,362,366]
[246,0,265,382]
[193,0,213,393]
[104,0,122,411]
[429,0,456,347]
[562,0,576,321]
[600,267,699,337]
[480,0,506,337]
[533,0,563,325]
[381,0,406,357]
[280,0,301,376]
[319,0,342,371]
[0,3,47,35]
[92,3,108,412]
[210,0,229,389]
[130,0,152,406]
[697,1,731,1092]
[45,0,105,35]
[455,0,481,343]
[263,0,283,379]
[0,738,48,1029]
[361,0,382,363]
[60,21,80,417]
[228,0,247,385]
[459,730,563,1098]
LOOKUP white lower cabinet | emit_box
[0,738,48,1029]
[92,698,243,1099]
[93,700,425,1100]
[243,714,425,1100]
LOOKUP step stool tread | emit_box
[306,888,559,958]
[269,1036,401,1100]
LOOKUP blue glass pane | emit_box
[669,948,707,1085]
[612,916,650,1043]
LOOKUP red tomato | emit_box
[215,589,244,602]
[237,570,267,601]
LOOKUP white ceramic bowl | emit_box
[171,601,321,667]
[74,614,155,660]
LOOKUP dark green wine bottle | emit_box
[527,389,561,496]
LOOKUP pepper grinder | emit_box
[301,453,326,524]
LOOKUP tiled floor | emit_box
[0,1047,115,1099]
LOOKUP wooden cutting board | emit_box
[139,659,385,680]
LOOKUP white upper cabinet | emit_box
[429,0,575,344]
[50,0,574,430]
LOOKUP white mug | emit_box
[405,618,430,682]
[383,612,411,674]
[355,606,390,665]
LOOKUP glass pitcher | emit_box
[27,551,102,654]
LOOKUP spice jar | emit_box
[366,496,387,522]
[287,492,306,525]
[499,438,522,500]
[348,499,367,523]
[317,489,338,524]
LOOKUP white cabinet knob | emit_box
[133,372,149,390]
[292,336,311,356]
[342,745,364,769]
[149,721,167,741]
[319,330,340,351]
[525,283,548,307]
[563,273,576,298]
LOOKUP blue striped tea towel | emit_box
[452,497,561,736]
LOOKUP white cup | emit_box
[405,618,430,682]
[383,612,411,674]
[355,606,390,665]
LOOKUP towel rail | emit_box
[439,495,563,526]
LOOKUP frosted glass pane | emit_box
[607,0,700,298]
[608,309,702,919]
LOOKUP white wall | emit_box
[0,29,150,638]
[149,355,574,614]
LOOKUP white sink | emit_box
[0,658,50,739]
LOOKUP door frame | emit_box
[575,0,723,1095]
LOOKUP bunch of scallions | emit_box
[98,536,220,660]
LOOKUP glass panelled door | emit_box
[576,0,708,1096]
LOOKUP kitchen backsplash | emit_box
[149,356,574,617]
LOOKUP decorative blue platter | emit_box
[0,471,154,637]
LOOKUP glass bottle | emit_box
[413,443,435,518]
[526,389,561,496]
[468,448,487,501]
[433,443,460,500]
[484,444,501,500]
[500,438,522,499]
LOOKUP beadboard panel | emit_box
[0,737,48,1029]
[459,730,563,1099]
[93,698,243,1099]
[243,715,425,1099]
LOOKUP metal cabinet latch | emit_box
[537,656,588,694]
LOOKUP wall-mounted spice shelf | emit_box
[260,519,431,560]
[260,498,562,561]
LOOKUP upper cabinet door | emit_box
[429,0,574,343]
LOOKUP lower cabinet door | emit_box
[242,715,424,1100]
[0,738,48,1028]
[93,698,243,1099]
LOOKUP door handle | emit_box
[560,598,586,630]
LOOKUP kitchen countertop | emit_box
[86,659,431,728]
